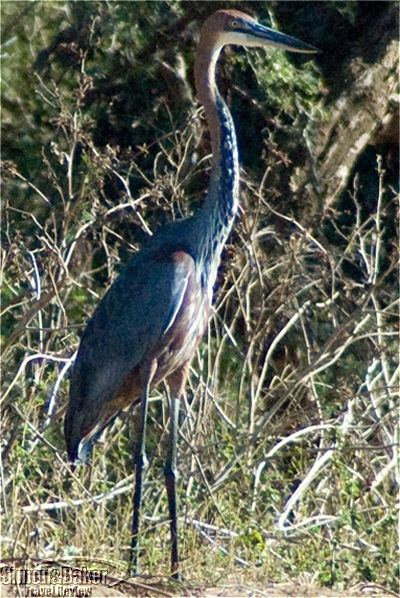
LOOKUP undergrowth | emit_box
[1,1,398,592]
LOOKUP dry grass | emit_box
[1,31,398,595]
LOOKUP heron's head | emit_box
[202,9,318,54]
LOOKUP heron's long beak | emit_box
[247,21,319,53]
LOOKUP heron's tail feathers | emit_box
[65,411,119,466]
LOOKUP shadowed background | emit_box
[1,0,398,590]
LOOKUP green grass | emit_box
[1,1,398,592]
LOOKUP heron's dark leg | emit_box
[130,362,154,575]
[164,394,180,579]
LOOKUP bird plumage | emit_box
[65,15,243,464]
[65,219,209,462]
[64,8,317,576]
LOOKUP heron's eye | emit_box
[230,20,238,29]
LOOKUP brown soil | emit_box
[1,579,395,598]
[0,560,395,598]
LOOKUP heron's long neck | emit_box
[194,42,239,281]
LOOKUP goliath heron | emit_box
[65,9,317,578]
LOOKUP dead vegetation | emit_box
[1,1,398,594]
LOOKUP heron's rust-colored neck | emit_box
[194,32,225,167]
[193,15,239,285]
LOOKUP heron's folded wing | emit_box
[65,249,194,453]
